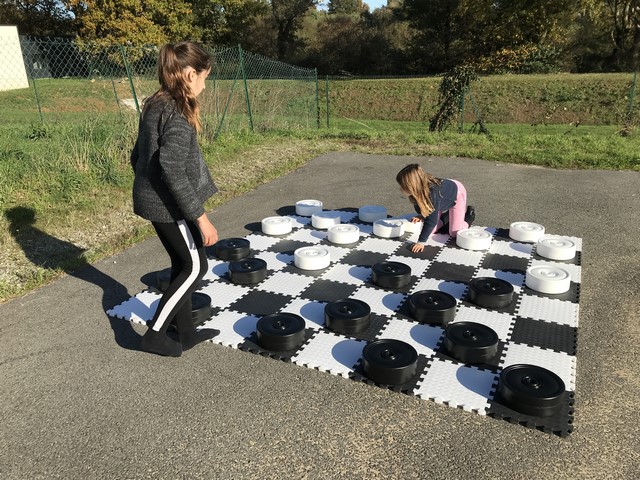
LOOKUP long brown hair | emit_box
[396,163,442,216]
[144,41,211,132]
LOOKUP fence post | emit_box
[315,68,320,128]
[30,75,44,123]
[120,45,140,115]
[238,45,254,131]
[325,75,330,128]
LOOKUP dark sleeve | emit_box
[130,137,139,171]
[158,117,205,221]
[419,210,439,242]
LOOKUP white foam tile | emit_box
[351,286,407,317]
[410,278,468,301]
[198,282,252,310]
[386,255,431,277]
[488,240,534,258]
[425,233,450,248]
[452,305,516,342]
[283,298,326,330]
[376,318,444,357]
[358,237,402,255]
[203,259,229,282]
[336,211,358,223]
[474,268,526,293]
[356,223,374,235]
[321,263,372,285]
[435,247,485,268]
[254,251,294,271]
[414,359,497,414]
[501,343,577,391]
[529,258,582,283]
[255,271,316,297]
[291,331,366,378]
[106,290,160,324]
[517,295,579,327]
[322,245,352,263]
[285,228,327,244]
[202,310,258,348]
[287,215,312,228]
[244,234,283,251]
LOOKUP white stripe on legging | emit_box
[152,220,200,332]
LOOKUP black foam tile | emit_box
[393,243,442,261]
[300,279,360,302]
[521,282,580,304]
[267,239,312,254]
[426,261,477,284]
[340,250,390,267]
[482,253,531,273]
[228,290,294,316]
[509,317,577,355]
[487,391,575,438]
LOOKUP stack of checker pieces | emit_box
[107,206,580,437]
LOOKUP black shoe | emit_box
[465,206,476,226]
[436,222,449,234]
[140,328,182,357]
[181,328,220,351]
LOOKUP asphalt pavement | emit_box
[1,152,639,479]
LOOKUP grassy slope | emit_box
[1,73,640,303]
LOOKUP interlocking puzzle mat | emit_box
[108,207,581,437]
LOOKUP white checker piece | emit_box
[453,305,515,342]
[291,331,366,378]
[244,234,282,251]
[517,294,579,327]
[285,228,327,244]
[414,359,497,414]
[255,271,316,296]
[198,282,252,310]
[351,285,406,317]
[254,251,294,271]
[529,258,581,283]
[321,263,371,285]
[488,240,534,258]
[501,343,576,391]
[410,277,468,301]
[202,310,258,348]
[376,318,444,357]
[107,290,160,324]
[386,255,431,277]
[474,268,525,293]
[435,247,485,268]
[283,298,326,330]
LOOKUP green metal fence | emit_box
[0,38,320,134]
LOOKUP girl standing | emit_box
[396,163,475,253]
[131,42,219,357]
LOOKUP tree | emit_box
[192,0,269,47]
[0,0,75,37]
[328,0,364,15]
[63,0,196,47]
[270,0,318,60]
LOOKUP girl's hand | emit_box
[410,216,423,223]
[411,242,425,253]
[196,214,218,247]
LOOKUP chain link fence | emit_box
[0,37,320,134]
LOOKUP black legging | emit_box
[149,219,208,333]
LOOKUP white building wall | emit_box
[0,25,29,91]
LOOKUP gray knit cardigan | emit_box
[130,96,218,223]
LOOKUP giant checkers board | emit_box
[107,207,581,437]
